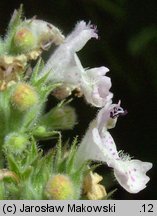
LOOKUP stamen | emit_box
[110,105,127,119]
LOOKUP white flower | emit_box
[76,102,152,193]
[40,21,112,107]
[74,54,113,107]
[40,21,97,83]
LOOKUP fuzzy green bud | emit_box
[4,133,29,154]
[11,83,38,111]
[33,126,46,136]
[40,106,77,130]
[13,27,36,52]
[45,174,75,200]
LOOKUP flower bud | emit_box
[33,126,46,137]
[52,106,77,130]
[11,83,38,111]
[52,85,72,100]
[4,133,29,154]
[45,174,75,200]
[13,27,36,52]
[41,106,77,130]
[24,19,65,47]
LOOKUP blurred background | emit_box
[0,0,156,199]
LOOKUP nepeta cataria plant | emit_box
[0,6,152,200]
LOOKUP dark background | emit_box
[0,0,156,199]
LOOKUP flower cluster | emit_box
[40,20,152,194]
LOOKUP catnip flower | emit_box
[41,21,113,107]
[76,102,152,193]
[74,54,113,107]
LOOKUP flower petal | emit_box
[41,21,98,82]
[78,61,113,107]
[92,127,153,193]
[75,122,103,164]
[86,66,109,77]
[114,160,152,193]
[66,21,98,51]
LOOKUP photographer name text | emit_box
[2,203,116,214]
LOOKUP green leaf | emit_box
[66,137,78,174]
[20,104,43,132]
[23,138,39,167]
[21,166,33,180]
[72,161,88,184]
[30,58,44,84]
[34,70,51,87]
[8,5,23,30]
[53,132,62,172]
[7,155,20,176]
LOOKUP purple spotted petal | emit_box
[114,160,152,193]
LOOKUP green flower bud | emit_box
[45,174,75,200]
[4,133,29,154]
[11,83,38,111]
[51,106,76,130]
[33,126,46,136]
[13,27,36,52]
[40,106,77,130]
